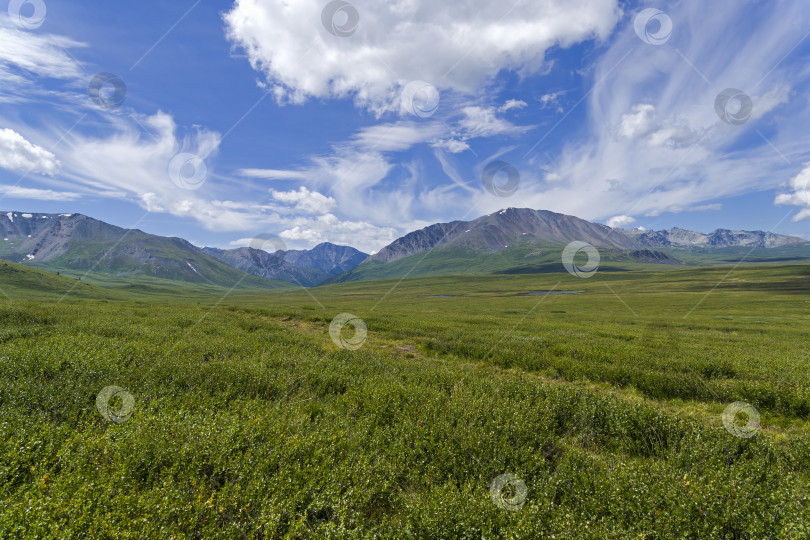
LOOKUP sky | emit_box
[1,0,810,253]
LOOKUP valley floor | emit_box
[0,264,808,538]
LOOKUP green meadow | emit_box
[0,261,808,538]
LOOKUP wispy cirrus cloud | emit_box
[524,0,810,224]
[0,16,88,107]
[0,184,80,201]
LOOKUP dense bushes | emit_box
[0,297,808,538]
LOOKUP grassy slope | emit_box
[43,266,296,293]
[328,240,673,284]
[0,264,808,537]
[0,261,120,301]
[330,240,810,284]
[0,260,296,305]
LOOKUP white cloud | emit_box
[617,104,703,149]
[524,0,810,224]
[270,186,337,214]
[500,99,528,112]
[0,184,80,201]
[52,112,277,231]
[222,215,396,254]
[607,215,635,228]
[352,122,445,151]
[0,17,86,102]
[431,138,470,154]
[237,168,310,180]
[687,203,722,213]
[277,214,398,253]
[458,106,532,139]
[0,128,59,175]
[0,15,401,253]
[223,0,620,113]
[617,104,656,139]
[433,149,475,193]
[538,91,566,112]
[775,162,810,221]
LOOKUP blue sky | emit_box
[1,0,809,253]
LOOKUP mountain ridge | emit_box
[329,208,807,284]
[372,208,642,264]
[1,209,805,288]
[0,212,286,289]
[622,226,803,248]
[202,242,368,286]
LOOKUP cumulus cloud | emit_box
[617,104,704,149]
[775,163,810,221]
[617,104,656,139]
[277,214,398,253]
[227,213,399,253]
[0,128,60,175]
[431,138,470,154]
[538,91,566,112]
[223,0,620,112]
[0,14,399,252]
[607,215,635,228]
[270,186,337,214]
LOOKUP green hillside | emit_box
[329,239,680,283]
[0,260,295,305]
[0,212,295,290]
[0,261,119,301]
[37,264,296,293]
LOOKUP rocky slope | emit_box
[372,208,641,264]
[202,247,329,287]
[202,242,368,286]
[280,243,368,276]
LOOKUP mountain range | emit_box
[328,208,807,283]
[0,209,806,289]
[202,243,368,287]
[623,226,803,249]
[0,211,285,289]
